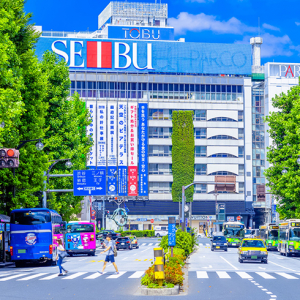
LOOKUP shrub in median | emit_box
[116,230,154,237]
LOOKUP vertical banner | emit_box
[86,101,96,167]
[118,102,128,196]
[97,102,106,169]
[107,103,117,195]
[128,103,138,196]
[138,103,148,196]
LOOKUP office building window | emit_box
[149,145,172,156]
[149,164,172,175]
[195,184,207,194]
[238,147,244,158]
[149,182,172,193]
[195,164,207,175]
[149,127,172,138]
[195,128,207,139]
[239,164,244,176]
[208,135,236,140]
[194,110,206,121]
[195,146,206,157]
[209,153,237,158]
[239,182,244,193]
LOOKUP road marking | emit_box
[18,273,47,281]
[84,272,106,279]
[155,243,159,246]
[135,259,141,261]
[262,289,268,291]
[141,243,146,246]
[97,260,104,262]
[236,272,252,279]
[78,258,87,262]
[129,271,144,278]
[62,272,87,280]
[196,271,208,278]
[220,256,238,270]
[106,271,126,279]
[89,260,96,263]
[266,292,273,294]
[275,272,298,279]
[40,274,59,280]
[269,261,296,272]
[148,243,153,246]
[122,257,128,261]
[141,247,150,253]
[206,243,210,246]
[216,271,231,279]
[256,272,275,279]
[258,286,263,288]
[0,274,26,281]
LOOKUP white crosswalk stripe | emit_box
[0,274,27,281]
[148,243,153,246]
[197,271,208,278]
[84,272,106,279]
[276,272,298,279]
[129,271,144,278]
[141,243,146,246]
[106,271,126,279]
[155,243,159,246]
[62,272,87,280]
[216,271,231,279]
[236,272,253,279]
[206,243,210,246]
[40,274,59,280]
[18,273,47,281]
[256,272,276,279]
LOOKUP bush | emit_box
[116,230,154,237]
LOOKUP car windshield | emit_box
[268,230,278,240]
[245,229,252,235]
[213,236,226,242]
[67,224,94,233]
[242,240,265,248]
[289,228,300,241]
[11,211,51,225]
[224,227,245,238]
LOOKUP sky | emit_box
[25,0,300,64]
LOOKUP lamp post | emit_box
[43,159,72,208]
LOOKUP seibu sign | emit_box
[51,40,154,70]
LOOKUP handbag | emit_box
[59,251,67,259]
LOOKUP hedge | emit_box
[116,230,154,237]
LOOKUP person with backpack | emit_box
[99,234,119,274]
[56,238,68,276]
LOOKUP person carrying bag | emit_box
[56,239,68,276]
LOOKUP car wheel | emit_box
[238,257,243,263]
[15,261,25,268]
[156,234,160,237]
[264,260,268,264]
[129,246,133,250]
[136,246,139,249]
[224,249,228,252]
[211,248,214,251]
[69,253,73,257]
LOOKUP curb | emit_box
[141,285,180,296]
[0,262,14,268]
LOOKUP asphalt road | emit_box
[1,237,300,299]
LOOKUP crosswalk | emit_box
[140,243,159,247]
[0,271,145,282]
[199,243,211,247]
[196,271,300,280]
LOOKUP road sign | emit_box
[237,216,241,221]
[150,219,154,224]
[91,210,96,216]
[91,215,96,220]
[73,170,106,196]
[168,217,176,247]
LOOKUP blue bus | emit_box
[10,208,64,267]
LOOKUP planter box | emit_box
[141,285,180,296]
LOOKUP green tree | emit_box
[265,79,300,219]
[172,111,195,202]
[0,0,49,213]
[41,52,92,221]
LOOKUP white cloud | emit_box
[262,23,280,32]
[169,12,256,35]
[295,22,300,26]
[236,33,293,58]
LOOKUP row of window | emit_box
[149,182,245,194]
[148,128,244,140]
[149,146,244,158]
[149,164,244,176]
[72,81,243,93]
[149,109,244,122]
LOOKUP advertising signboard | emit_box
[138,103,148,196]
[97,102,106,170]
[118,102,128,196]
[128,103,138,196]
[86,101,96,167]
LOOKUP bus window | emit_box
[67,224,94,233]
[280,230,287,240]
[11,211,51,225]
[268,229,278,240]
[289,228,300,241]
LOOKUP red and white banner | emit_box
[128,103,138,196]
[87,41,112,68]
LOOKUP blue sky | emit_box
[25,0,300,64]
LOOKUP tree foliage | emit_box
[172,111,195,202]
[265,78,300,219]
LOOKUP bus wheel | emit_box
[15,261,24,268]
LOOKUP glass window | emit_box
[169,84,174,91]
[201,85,205,92]
[208,135,236,140]
[239,165,244,176]
[238,147,244,158]
[216,85,221,93]
[222,85,226,93]
[158,83,163,91]
[195,164,207,175]
[190,85,194,92]
[11,211,51,225]
[185,84,189,92]
[195,184,207,193]
[194,110,206,121]
[237,86,242,93]
[195,128,206,139]
[238,111,243,122]
[206,85,210,92]
[174,84,179,91]
[211,85,215,93]
[239,182,244,193]
[71,81,75,88]
[195,85,200,92]
[195,146,206,157]
[227,85,231,93]
[238,128,244,140]
[232,85,237,93]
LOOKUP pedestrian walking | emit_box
[99,234,119,274]
[56,238,68,276]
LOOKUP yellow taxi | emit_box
[127,235,139,249]
[238,238,268,264]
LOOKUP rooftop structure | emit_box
[98,1,168,29]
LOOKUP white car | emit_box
[155,226,168,237]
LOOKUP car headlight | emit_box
[261,251,267,255]
[288,245,294,250]
[213,243,216,245]
[224,243,228,246]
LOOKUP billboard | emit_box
[118,102,128,196]
[128,103,138,196]
[138,103,148,196]
[97,102,106,168]
[107,25,174,41]
[36,38,252,75]
[107,103,117,195]
[86,101,96,167]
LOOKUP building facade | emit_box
[35,1,266,232]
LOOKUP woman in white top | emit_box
[56,239,68,276]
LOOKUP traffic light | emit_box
[105,210,110,215]
[0,149,19,169]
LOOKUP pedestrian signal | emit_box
[0,149,19,168]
